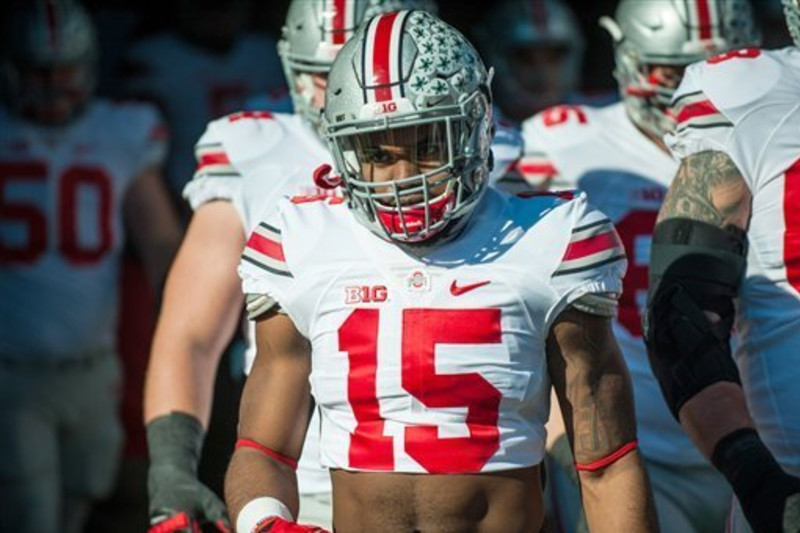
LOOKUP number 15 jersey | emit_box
[239,188,625,474]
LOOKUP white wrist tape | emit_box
[236,496,294,533]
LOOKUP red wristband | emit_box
[236,438,298,470]
[575,439,638,472]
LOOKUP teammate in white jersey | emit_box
[646,3,800,531]
[0,2,180,533]
[122,0,287,208]
[227,11,656,533]
[520,1,761,531]
[143,1,438,532]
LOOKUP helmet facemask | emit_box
[612,40,685,139]
[328,92,491,244]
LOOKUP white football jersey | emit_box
[183,109,331,494]
[0,101,167,360]
[667,47,800,475]
[239,188,626,474]
[124,32,285,195]
[521,102,707,467]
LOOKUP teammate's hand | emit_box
[148,463,230,532]
[253,516,331,533]
[743,470,800,533]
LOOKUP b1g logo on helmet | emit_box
[345,285,388,304]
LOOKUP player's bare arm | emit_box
[547,307,658,533]
[123,164,182,288]
[658,149,751,229]
[648,149,800,530]
[144,201,246,425]
[654,149,754,454]
[144,201,247,531]
[225,311,313,527]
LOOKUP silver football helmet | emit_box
[322,10,493,245]
[601,0,760,139]
[279,0,437,128]
[471,0,584,122]
[783,0,800,47]
[1,0,98,125]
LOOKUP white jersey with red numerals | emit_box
[667,46,800,476]
[239,188,626,474]
[520,102,708,467]
[124,32,285,194]
[183,109,331,494]
[0,100,167,360]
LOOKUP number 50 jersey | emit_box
[239,188,625,474]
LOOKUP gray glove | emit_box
[147,412,230,532]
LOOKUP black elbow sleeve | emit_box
[644,218,747,419]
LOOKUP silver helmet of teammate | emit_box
[782,0,800,47]
[1,0,98,124]
[600,0,760,139]
[471,0,584,122]
[279,0,437,128]
[322,10,493,244]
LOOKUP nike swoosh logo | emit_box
[450,280,491,296]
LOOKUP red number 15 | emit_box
[340,308,502,474]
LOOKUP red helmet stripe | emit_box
[369,12,401,102]
[694,0,713,40]
[530,0,549,31]
[332,0,347,45]
[44,0,59,49]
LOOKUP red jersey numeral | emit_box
[707,48,761,64]
[0,162,113,265]
[542,105,588,127]
[0,162,47,263]
[614,210,659,337]
[340,308,503,473]
[784,158,800,295]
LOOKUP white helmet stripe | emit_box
[363,11,409,103]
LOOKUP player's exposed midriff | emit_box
[329,464,544,533]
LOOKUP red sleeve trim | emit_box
[236,438,298,470]
[677,100,720,124]
[574,439,638,472]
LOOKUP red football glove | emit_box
[253,516,331,533]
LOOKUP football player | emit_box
[646,0,800,531]
[228,10,657,533]
[143,1,438,532]
[121,0,287,212]
[0,1,179,532]
[519,0,762,531]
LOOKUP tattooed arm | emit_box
[658,149,751,229]
[650,151,800,532]
[655,150,753,456]
[547,308,658,532]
